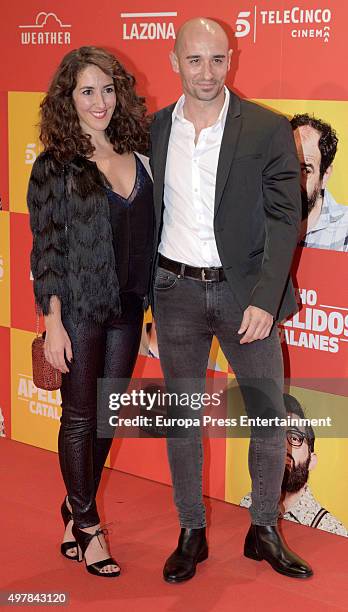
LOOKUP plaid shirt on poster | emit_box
[300,190,348,252]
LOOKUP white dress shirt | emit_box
[159,87,230,267]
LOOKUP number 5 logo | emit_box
[25,143,37,165]
[235,11,251,37]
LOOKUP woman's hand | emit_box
[43,297,72,373]
[44,322,73,374]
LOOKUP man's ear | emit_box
[308,452,318,471]
[322,164,333,189]
[169,51,179,73]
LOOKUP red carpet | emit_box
[1,438,347,612]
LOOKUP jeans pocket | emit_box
[154,267,178,291]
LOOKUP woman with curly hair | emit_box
[27,47,154,578]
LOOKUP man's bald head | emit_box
[174,18,229,55]
[169,17,232,105]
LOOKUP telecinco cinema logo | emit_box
[235,6,332,43]
[121,10,176,40]
[18,12,71,46]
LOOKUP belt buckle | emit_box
[201,268,216,282]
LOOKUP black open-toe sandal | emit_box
[72,524,120,578]
[60,497,78,561]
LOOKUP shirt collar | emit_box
[172,86,230,131]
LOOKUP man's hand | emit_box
[238,305,274,344]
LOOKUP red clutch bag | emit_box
[32,331,62,391]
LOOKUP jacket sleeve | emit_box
[27,153,68,315]
[249,116,301,317]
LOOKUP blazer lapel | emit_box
[214,91,242,216]
[152,107,173,225]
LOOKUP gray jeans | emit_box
[154,265,286,528]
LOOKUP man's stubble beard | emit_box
[301,183,322,218]
[190,80,224,103]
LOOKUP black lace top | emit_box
[106,154,154,298]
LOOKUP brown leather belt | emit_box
[158,254,226,282]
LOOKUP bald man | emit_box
[150,18,313,581]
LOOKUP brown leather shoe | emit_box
[163,527,208,583]
[244,524,313,578]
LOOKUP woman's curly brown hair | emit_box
[40,46,150,162]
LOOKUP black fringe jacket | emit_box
[27,151,121,324]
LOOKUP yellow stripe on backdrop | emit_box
[8,92,44,214]
[7,95,348,213]
[11,327,61,451]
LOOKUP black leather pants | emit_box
[58,294,143,528]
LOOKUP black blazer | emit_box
[149,90,301,321]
